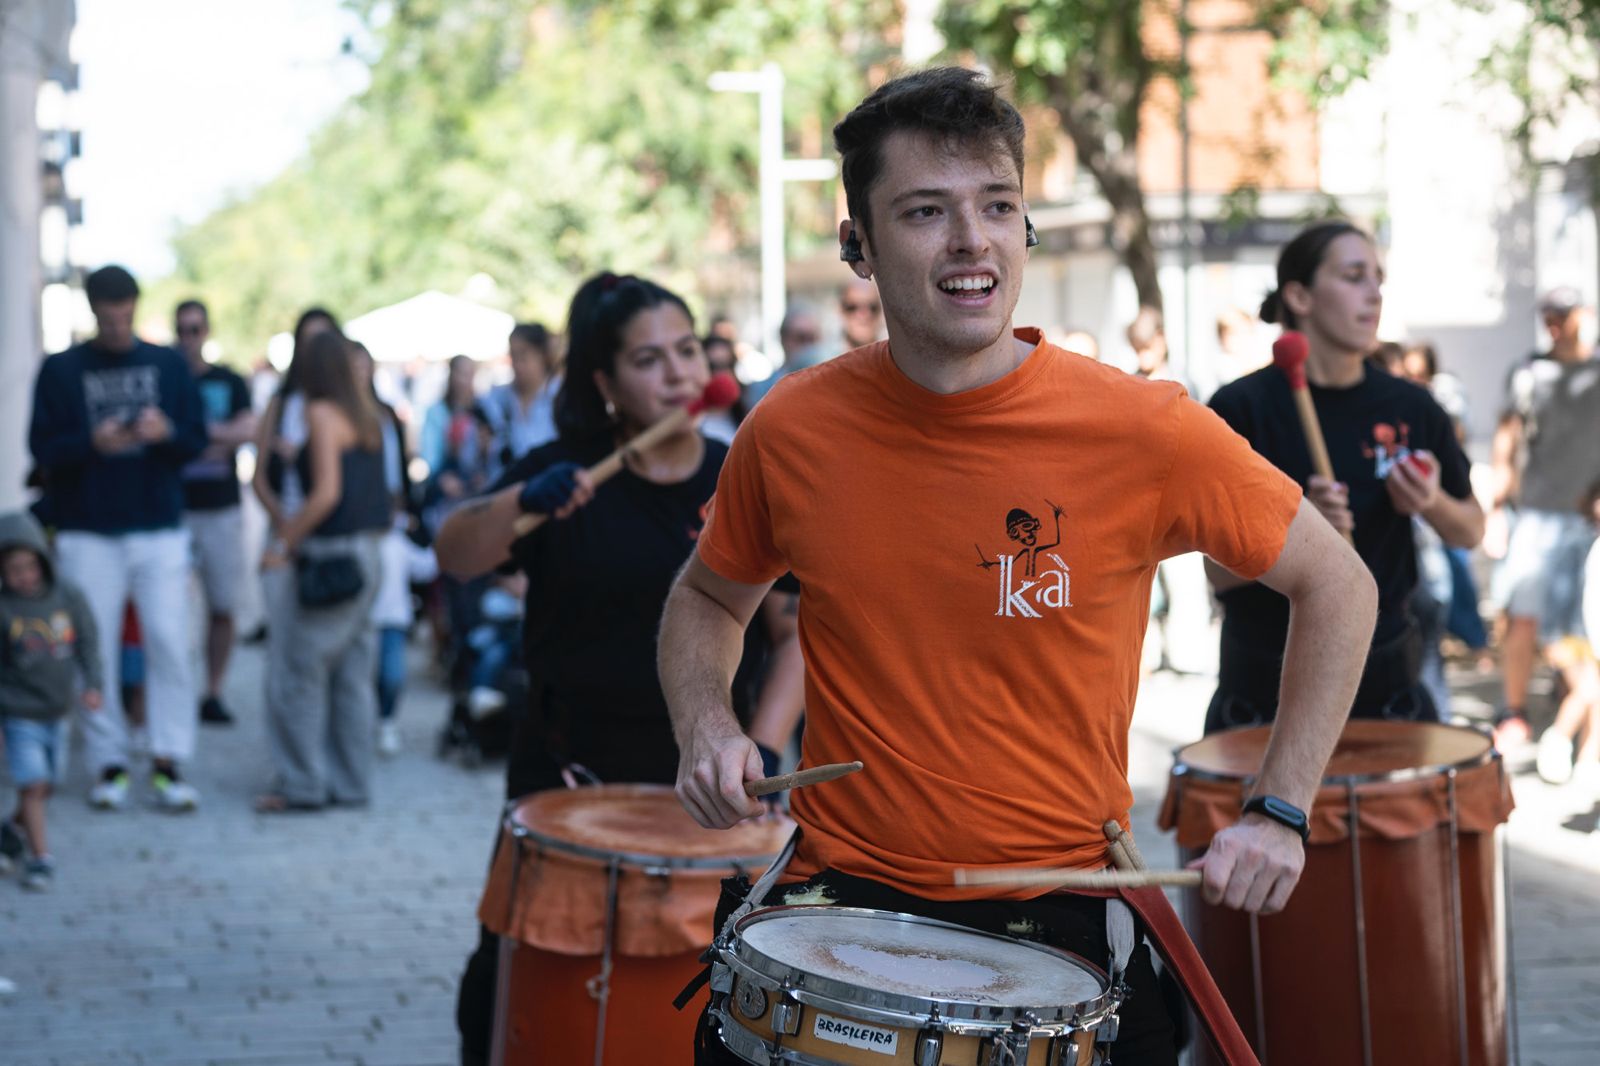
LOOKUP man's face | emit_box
[857,131,1027,363]
[93,298,138,353]
[176,310,209,359]
[508,337,547,391]
[780,314,821,362]
[1,550,44,597]
[838,278,883,348]
[1544,308,1581,346]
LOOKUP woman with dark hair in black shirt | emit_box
[1204,221,1484,732]
[434,272,803,1066]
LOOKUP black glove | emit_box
[518,462,582,516]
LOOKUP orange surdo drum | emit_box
[1160,721,1515,1066]
[478,784,793,1066]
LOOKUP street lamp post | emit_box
[710,63,837,358]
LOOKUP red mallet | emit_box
[1272,331,1354,544]
[511,372,740,537]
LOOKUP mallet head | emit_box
[1272,331,1311,390]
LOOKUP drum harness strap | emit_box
[672,828,801,1011]
[1103,896,1136,1043]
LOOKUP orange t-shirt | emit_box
[697,328,1302,899]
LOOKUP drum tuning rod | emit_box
[954,867,1203,889]
[745,761,864,798]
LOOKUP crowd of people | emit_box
[0,258,884,890]
[0,66,1596,1066]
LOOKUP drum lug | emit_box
[770,990,802,1036]
[709,961,734,995]
[914,1026,944,1066]
[980,1021,1033,1066]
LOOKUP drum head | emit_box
[735,907,1104,1009]
[1176,720,1493,784]
[508,784,792,867]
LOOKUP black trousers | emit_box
[694,869,1181,1066]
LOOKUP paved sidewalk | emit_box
[0,637,501,1066]
[2,632,1597,1065]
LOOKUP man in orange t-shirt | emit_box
[661,68,1377,1065]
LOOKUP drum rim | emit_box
[501,796,789,871]
[721,905,1114,1034]
[1172,722,1498,787]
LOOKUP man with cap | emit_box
[1490,286,1600,752]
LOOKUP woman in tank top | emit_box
[255,331,392,812]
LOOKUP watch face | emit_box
[1264,797,1306,826]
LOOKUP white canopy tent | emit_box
[344,290,515,363]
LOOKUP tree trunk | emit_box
[1045,74,1165,315]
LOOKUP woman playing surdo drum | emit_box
[433,273,804,1066]
[1205,223,1484,732]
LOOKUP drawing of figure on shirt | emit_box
[976,498,1065,578]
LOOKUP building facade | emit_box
[1,0,78,510]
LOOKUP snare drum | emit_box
[712,906,1117,1066]
[1161,720,1515,1066]
[478,784,792,1066]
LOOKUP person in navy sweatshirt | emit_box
[28,265,208,812]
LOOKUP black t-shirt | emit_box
[492,434,790,798]
[181,365,252,511]
[1208,364,1472,649]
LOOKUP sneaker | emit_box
[20,857,54,892]
[151,770,200,812]
[89,769,131,811]
[377,719,402,758]
[466,686,507,720]
[199,696,235,726]
[1537,730,1575,785]
[0,821,23,874]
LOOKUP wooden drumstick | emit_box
[1102,819,1149,872]
[955,867,1203,890]
[745,761,864,798]
[1273,331,1354,545]
[510,373,741,537]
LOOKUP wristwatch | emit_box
[1242,795,1310,842]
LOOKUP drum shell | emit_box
[1160,721,1513,1066]
[481,785,792,1066]
[500,944,705,1066]
[720,998,1095,1066]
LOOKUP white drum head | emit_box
[739,908,1103,1007]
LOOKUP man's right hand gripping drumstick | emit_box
[660,554,813,829]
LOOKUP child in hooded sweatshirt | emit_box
[0,511,102,890]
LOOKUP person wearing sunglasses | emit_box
[838,275,884,349]
[175,300,256,729]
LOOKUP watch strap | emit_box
[1242,794,1310,842]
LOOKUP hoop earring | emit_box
[604,399,617,421]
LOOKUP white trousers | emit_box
[56,528,196,772]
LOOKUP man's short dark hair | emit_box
[832,67,1026,240]
[175,299,208,322]
[85,265,139,305]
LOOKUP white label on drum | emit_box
[812,1012,900,1056]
